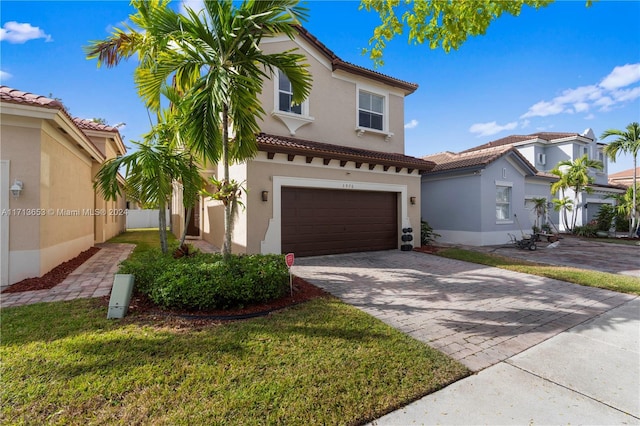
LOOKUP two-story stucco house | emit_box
[0,86,127,288]
[421,129,625,246]
[171,27,434,257]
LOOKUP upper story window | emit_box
[278,70,302,114]
[272,69,313,136]
[358,90,384,131]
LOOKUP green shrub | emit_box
[420,220,440,246]
[118,249,177,294]
[573,221,598,238]
[595,204,616,232]
[122,252,290,310]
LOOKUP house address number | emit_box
[342,183,355,189]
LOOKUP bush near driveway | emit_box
[119,250,289,310]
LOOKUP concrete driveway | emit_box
[293,250,635,371]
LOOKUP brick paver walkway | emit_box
[1,243,135,308]
[294,250,636,371]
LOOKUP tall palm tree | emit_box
[95,140,205,254]
[550,154,603,231]
[601,122,640,237]
[86,0,312,258]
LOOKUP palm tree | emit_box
[530,197,548,231]
[601,122,640,237]
[550,154,603,231]
[94,139,205,254]
[86,0,312,258]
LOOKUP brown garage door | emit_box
[281,187,398,257]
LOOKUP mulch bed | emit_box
[100,276,331,326]
[2,247,101,294]
[413,245,443,254]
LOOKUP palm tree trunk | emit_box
[158,199,168,254]
[222,104,232,260]
[179,206,192,248]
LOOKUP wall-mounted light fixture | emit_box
[10,180,23,199]
[261,191,269,202]
[410,196,416,205]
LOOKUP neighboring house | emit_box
[0,86,126,288]
[421,146,557,246]
[171,27,434,257]
[608,167,640,188]
[421,129,625,246]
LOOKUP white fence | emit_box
[126,209,170,229]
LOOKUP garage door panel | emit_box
[281,187,398,257]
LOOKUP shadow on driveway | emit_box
[294,250,636,371]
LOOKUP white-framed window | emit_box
[496,185,512,221]
[358,90,384,131]
[271,70,313,136]
[537,153,546,165]
[278,70,302,115]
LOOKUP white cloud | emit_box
[0,70,12,81]
[599,63,640,90]
[404,119,418,129]
[521,100,567,118]
[0,21,52,44]
[520,119,531,129]
[469,121,518,137]
[584,113,595,120]
[520,63,640,119]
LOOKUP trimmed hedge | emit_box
[119,251,290,310]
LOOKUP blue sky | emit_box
[1,0,639,173]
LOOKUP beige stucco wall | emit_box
[0,114,99,282]
[39,121,95,274]
[243,153,422,254]
[258,37,407,154]
[1,118,42,255]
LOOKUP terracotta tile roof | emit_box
[422,145,535,173]
[257,133,434,173]
[462,132,584,153]
[1,85,106,161]
[0,85,65,109]
[73,117,120,133]
[608,167,640,180]
[294,26,418,94]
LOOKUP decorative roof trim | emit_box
[257,133,434,174]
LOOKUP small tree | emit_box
[550,155,603,232]
[530,197,547,230]
[601,122,640,237]
[94,140,205,254]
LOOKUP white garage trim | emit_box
[261,176,411,254]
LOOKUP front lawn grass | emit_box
[108,228,175,255]
[1,297,469,425]
[437,248,640,295]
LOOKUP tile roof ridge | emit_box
[73,117,120,133]
[293,26,418,93]
[0,85,65,109]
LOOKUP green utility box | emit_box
[107,274,134,319]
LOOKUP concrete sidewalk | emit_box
[371,297,640,425]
